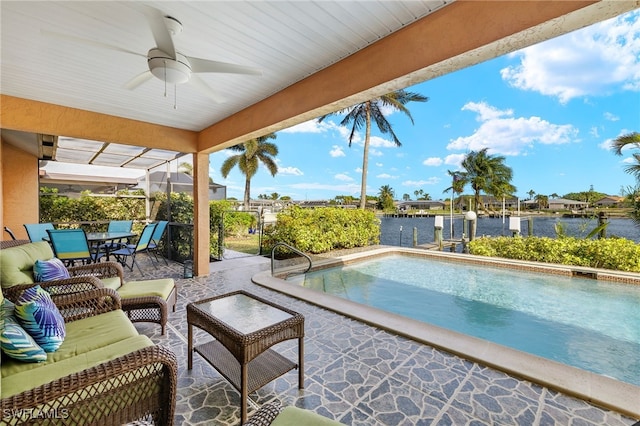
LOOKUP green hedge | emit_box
[263,206,380,254]
[468,236,640,272]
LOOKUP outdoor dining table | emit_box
[86,231,136,260]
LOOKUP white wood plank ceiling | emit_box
[1,1,450,132]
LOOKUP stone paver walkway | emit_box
[126,252,638,425]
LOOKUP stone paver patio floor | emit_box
[126,251,637,425]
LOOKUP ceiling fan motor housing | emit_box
[148,48,192,84]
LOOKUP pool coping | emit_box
[253,246,640,418]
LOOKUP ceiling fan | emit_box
[44,4,262,103]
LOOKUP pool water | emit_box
[295,255,640,386]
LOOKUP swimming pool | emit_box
[290,253,640,387]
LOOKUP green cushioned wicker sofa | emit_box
[0,242,177,425]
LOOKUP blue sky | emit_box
[210,10,640,202]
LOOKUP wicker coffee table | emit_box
[187,290,305,422]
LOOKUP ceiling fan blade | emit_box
[130,4,177,59]
[187,56,262,76]
[189,74,226,103]
[41,30,145,58]
[124,71,154,90]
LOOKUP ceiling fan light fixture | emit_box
[148,48,191,84]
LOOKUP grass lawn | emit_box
[224,235,261,255]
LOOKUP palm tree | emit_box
[456,148,515,214]
[611,132,640,180]
[527,189,536,200]
[178,162,193,176]
[318,89,428,209]
[220,133,278,210]
[378,185,395,210]
[443,170,465,211]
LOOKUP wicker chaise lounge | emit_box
[1,284,177,425]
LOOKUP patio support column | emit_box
[193,152,210,276]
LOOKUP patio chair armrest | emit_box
[68,261,124,283]
[1,274,105,302]
[0,344,177,425]
[52,287,122,322]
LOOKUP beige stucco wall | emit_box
[1,139,39,241]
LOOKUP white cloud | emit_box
[375,162,383,167]
[463,101,513,121]
[444,154,466,166]
[623,157,636,164]
[377,173,398,179]
[500,11,640,104]
[329,145,346,157]
[447,101,578,156]
[278,166,304,176]
[604,112,620,121]
[335,173,354,182]
[355,167,363,173]
[370,149,383,157]
[423,157,443,166]
[402,178,440,186]
[280,119,333,133]
[369,135,397,148]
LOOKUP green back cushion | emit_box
[0,242,55,288]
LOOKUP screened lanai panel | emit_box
[55,136,184,170]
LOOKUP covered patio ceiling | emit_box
[2,1,638,160]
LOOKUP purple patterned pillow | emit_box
[33,258,70,282]
[14,285,66,352]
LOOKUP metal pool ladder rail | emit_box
[271,242,312,277]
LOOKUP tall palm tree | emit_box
[456,148,515,214]
[318,89,428,209]
[611,132,640,180]
[220,133,278,210]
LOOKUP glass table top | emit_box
[196,294,293,334]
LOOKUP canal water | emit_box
[380,215,640,247]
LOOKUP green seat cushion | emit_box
[1,334,152,398]
[1,310,139,379]
[0,242,55,288]
[101,276,122,291]
[119,278,174,301]
[272,407,343,426]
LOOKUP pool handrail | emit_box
[271,242,312,277]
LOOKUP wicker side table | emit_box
[187,290,305,423]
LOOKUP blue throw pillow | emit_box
[33,258,71,282]
[14,286,66,352]
[0,300,47,362]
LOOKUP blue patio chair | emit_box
[111,223,157,274]
[24,223,55,242]
[147,220,169,265]
[97,220,134,252]
[46,229,102,266]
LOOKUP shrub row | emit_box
[263,206,380,254]
[468,236,640,272]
